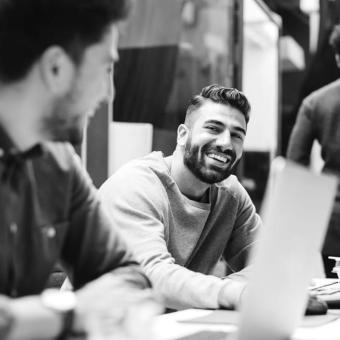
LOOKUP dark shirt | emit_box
[287,79,340,255]
[0,126,149,297]
[287,79,340,178]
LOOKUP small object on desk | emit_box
[310,277,340,309]
[305,295,328,315]
[316,293,340,309]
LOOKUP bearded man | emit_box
[100,84,261,310]
[0,1,152,339]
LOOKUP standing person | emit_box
[287,24,340,277]
[0,0,152,339]
[99,85,261,310]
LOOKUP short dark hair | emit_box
[184,84,251,126]
[329,24,340,55]
[0,0,131,82]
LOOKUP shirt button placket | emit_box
[9,222,18,297]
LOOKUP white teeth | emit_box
[207,153,228,163]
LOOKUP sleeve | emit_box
[99,168,228,310]
[287,98,315,165]
[223,182,261,277]
[60,147,150,290]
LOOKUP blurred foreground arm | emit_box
[4,275,157,340]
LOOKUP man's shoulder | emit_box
[109,152,167,180]
[100,151,170,196]
[305,79,340,104]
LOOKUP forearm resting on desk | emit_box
[4,274,156,340]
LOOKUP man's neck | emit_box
[167,150,210,201]
[0,82,45,151]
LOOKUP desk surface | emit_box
[153,279,340,340]
[153,309,340,340]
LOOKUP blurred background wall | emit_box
[79,0,340,211]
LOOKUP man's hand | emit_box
[305,293,327,315]
[217,279,247,310]
[7,296,63,340]
[74,273,162,337]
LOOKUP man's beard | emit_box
[183,137,238,184]
[41,93,86,146]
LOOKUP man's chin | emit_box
[193,167,233,184]
[203,173,232,184]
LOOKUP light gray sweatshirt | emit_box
[99,152,261,310]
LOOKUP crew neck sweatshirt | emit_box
[99,151,261,309]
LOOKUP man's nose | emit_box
[215,130,232,151]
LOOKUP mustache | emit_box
[203,146,236,159]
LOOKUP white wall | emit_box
[108,122,153,175]
[243,0,280,155]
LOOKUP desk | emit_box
[153,309,340,340]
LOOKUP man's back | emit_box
[287,78,340,266]
[288,79,340,173]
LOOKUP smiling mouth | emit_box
[206,152,231,164]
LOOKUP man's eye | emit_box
[206,126,219,132]
[232,133,243,140]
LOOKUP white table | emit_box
[153,308,340,340]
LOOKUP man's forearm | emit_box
[7,270,152,340]
[144,261,227,310]
[111,264,151,289]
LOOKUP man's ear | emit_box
[38,46,75,95]
[177,124,189,146]
[335,54,340,68]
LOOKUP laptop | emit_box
[180,157,338,340]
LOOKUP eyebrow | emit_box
[204,120,246,135]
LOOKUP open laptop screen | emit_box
[238,157,337,340]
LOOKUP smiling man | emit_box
[99,84,261,310]
[0,0,152,339]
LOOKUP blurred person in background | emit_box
[100,85,261,310]
[287,24,340,278]
[0,0,152,339]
